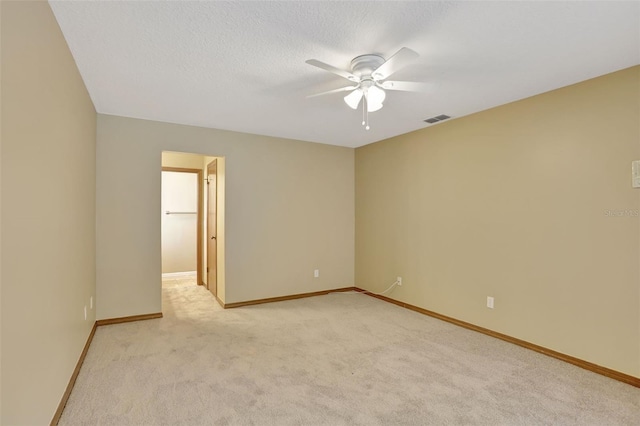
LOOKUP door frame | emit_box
[161,167,204,286]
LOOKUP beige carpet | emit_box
[160,274,198,289]
[59,283,640,425]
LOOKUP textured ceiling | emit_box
[49,1,640,148]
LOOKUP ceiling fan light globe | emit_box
[367,85,386,105]
[367,101,384,112]
[344,89,363,109]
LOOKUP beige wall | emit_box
[0,1,4,420]
[162,151,207,169]
[1,1,97,424]
[356,66,640,377]
[96,115,354,318]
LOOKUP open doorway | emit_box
[161,167,202,288]
[161,151,225,307]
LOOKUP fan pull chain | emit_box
[363,93,370,130]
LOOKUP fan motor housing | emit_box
[350,54,385,77]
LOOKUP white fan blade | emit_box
[371,47,419,80]
[344,90,364,109]
[380,81,431,92]
[306,86,358,98]
[306,59,360,82]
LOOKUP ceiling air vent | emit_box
[424,114,451,124]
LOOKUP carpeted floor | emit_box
[59,282,640,425]
[160,274,198,289]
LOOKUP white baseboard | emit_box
[162,271,197,279]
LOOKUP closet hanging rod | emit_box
[165,211,197,215]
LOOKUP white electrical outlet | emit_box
[632,160,640,188]
[487,296,494,309]
[397,276,403,286]
[314,269,319,278]
[84,306,87,320]
[90,296,93,310]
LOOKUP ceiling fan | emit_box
[306,47,427,129]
